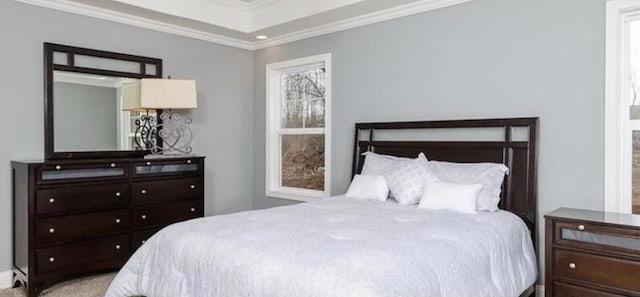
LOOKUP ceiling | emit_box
[15,0,471,50]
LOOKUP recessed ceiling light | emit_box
[256,35,268,40]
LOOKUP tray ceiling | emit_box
[14,0,472,50]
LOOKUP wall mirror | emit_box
[44,43,163,160]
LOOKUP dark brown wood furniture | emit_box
[44,43,163,160]
[352,117,539,297]
[545,208,640,297]
[12,156,205,297]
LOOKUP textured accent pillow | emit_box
[418,181,482,214]
[360,152,412,176]
[345,175,390,202]
[428,161,509,212]
[385,153,440,205]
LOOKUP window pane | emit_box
[631,20,640,106]
[635,131,640,214]
[306,98,325,128]
[280,68,326,128]
[282,100,303,128]
[281,134,324,190]
[632,20,640,215]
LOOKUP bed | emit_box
[106,118,539,297]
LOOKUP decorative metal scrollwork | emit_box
[155,112,193,154]
[134,113,158,151]
[134,111,193,155]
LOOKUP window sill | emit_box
[266,188,327,202]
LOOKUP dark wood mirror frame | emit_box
[44,43,163,160]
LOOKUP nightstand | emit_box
[545,208,640,297]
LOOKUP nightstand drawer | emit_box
[554,221,640,255]
[35,209,130,247]
[554,282,623,297]
[554,249,640,292]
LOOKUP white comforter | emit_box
[106,197,537,297]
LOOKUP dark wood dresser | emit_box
[12,156,205,297]
[545,208,640,297]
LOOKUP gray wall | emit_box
[0,0,607,286]
[253,0,606,284]
[0,0,254,272]
[53,82,118,151]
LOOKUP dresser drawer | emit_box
[35,234,129,274]
[133,200,203,230]
[554,221,640,256]
[37,162,129,184]
[133,158,200,178]
[36,183,130,216]
[35,209,130,247]
[554,249,640,292]
[554,282,623,297]
[132,178,201,205]
[132,228,162,251]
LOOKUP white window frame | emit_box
[265,54,332,201]
[605,0,640,213]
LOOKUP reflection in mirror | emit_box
[53,71,154,152]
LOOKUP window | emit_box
[605,0,640,214]
[266,54,331,201]
[631,19,640,214]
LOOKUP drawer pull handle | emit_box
[115,245,121,250]
[141,240,146,244]
[115,219,121,224]
[578,225,585,231]
[115,192,121,197]
[55,165,61,170]
[187,160,192,164]
[141,190,147,194]
[146,162,152,166]
[190,185,196,189]
[141,215,147,220]
[49,228,55,234]
[110,163,116,168]
[569,263,576,269]
[49,257,55,263]
[190,208,196,212]
[49,198,55,204]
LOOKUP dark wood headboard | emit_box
[352,118,538,241]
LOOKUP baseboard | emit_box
[0,270,13,289]
[536,284,545,296]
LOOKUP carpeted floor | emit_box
[0,273,115,297]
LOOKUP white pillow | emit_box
[428,161,508,212]
[345,175,389,202]
[360,152,412,176]
[385,153,440,205]
[418,181,482,214]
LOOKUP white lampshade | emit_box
[122,79,197,111]
[121,81,144,112]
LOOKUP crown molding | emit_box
[13,0,471,51]
[217,0,253,10]
[13,0,256,50]
[252,0,472,50]
[245,0,278,10]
